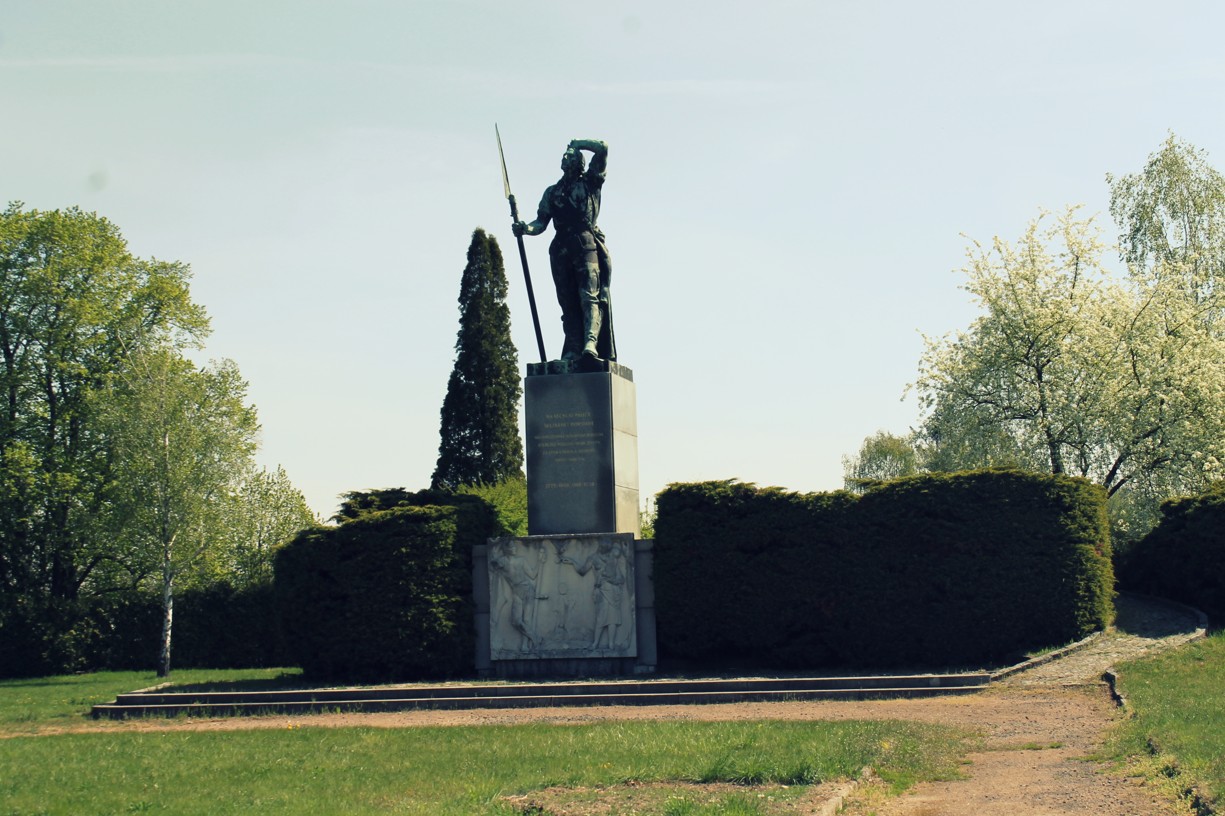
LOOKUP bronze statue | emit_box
[514,139,616,366]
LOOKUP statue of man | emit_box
[513,139,616,366]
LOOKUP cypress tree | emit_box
[431,229,524,489]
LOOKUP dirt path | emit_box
[839,594,1205,816]
[7,595,1206,814]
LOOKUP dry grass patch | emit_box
[501,779,840,815]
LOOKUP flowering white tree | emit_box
[915,208,1225,504]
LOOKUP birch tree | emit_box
[102,348,258,676]
[1109,133,1225,304]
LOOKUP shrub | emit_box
[173,582,289,669]
[653,480,856,668]
[457,476,528,537]
[0,583,289,678]
[275,491,498,682]
[849,469,1113,666]
[654,470,1113,670]
[1120,483,1225,621]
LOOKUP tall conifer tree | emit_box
[432,229,523,489]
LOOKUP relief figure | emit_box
[490,539,547,652]
[561,540,628,650]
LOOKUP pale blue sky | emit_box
[3,1,1223,517]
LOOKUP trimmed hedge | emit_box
[652,482,857,668]
[173,582,291,669]
[0,584,288,678]
[1,488,500,680]
[274,490,498,682]
[1119,484,1225,622]
[654,470,1113,670]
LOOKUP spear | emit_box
[496,124,547,364]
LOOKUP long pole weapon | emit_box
[497,124,548,364]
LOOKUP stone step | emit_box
[91,673,990,719]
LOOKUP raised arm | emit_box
[570,139,607,175]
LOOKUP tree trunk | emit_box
[158,556,174,678]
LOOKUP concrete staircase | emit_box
[91,672,991,719]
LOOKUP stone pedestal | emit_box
[473,359,653,678]
[524,362,640,537]
[473,535,657,678]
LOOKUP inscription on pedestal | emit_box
[537,409,601,490]
[526,367,638,536]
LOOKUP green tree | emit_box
[842,430,920,492]
[456,475,527,537]
[431,228,523,490]
[0,203,206,672]
[914,208,1225,505]
[100,347,259,676]
[224,466,317,589]
[1109,133,1225,302]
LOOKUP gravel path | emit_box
[1001,593,1206,688]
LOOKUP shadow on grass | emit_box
[0,679,84,689]
[163,672,308,694]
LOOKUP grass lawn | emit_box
[1110,631,1225,809]
[0,670,969,816]
[0,668,300,732]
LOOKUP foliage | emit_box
[842,430,920,492]
[654,471,1113,670]
[653,480,857,668]
[1118,483,1225,620]
[332,486,501,540]
[0,203,313,679]
[98,346,260,676]
[274,492,500,682]
[432,228,524,490]
[171,582,294,669]
[902,137,1225,549]
[854,470,1113,663]
[1109,133,1225,303]
[222,466,317,589]
[0,203,207,675]
[1109,632,1225,809]
[456,475,528,537]
[0,582,293,679]
[0,688,967,814]
[331,486,422,521]
[640,495,657,540]
[914,208,1225,508]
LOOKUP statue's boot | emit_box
[581,302,603,360]
[559,310,583,361]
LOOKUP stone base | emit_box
[482,656,645,680]
[525,363,639,537]
[474,535,656,678]
[527,359,634,378]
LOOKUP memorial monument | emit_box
[473,131,655,677]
